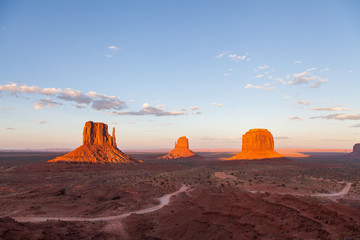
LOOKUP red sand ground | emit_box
[0,151,360,239]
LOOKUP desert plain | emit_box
[1,150,360,240]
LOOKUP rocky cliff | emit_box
[82,121,117,147]
[49,121,139,164]
[230,129,283,160]
[159,136,200,159]
[348,143,360,157]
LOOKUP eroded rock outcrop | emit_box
[230,129,283,160]
[82,121,117,147]
[49,121,139,164]
[159,136,201,159]
[348,143,360,157]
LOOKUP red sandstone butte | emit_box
[348,143,360,157]
[48,121,140,164]
[159,136,200,159]
[230,128,283,160]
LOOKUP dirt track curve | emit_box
[13,185,191,223]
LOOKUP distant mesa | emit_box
[48,121,140,164]
[229,129,283,160]
[348,143,360,157]
[159,136,201,159]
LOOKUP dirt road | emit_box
[214,171,352,199]
[13,185,190,223]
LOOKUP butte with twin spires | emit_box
[48,121,141,164]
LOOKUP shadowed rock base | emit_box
[348,143,360,158]
[48,121,139,164]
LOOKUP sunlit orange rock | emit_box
[49,121,140,164]
[230,129,283,160]
[82,121,117,147]
[159,136,200,159]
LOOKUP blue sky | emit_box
[0,0,359,150]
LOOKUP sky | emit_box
[0,0,360,150]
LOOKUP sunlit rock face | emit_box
[82,121,117,147]
[49,121,139,164]
[230,129,283,160]
[159,136,200,159]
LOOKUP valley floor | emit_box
[0,151,360,239]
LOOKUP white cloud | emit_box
[108,46,120,51]
[129,99,135,103]
[91,99,126,111]
[40,88,62,95]
[18,85,41,93]
[58,88,92,104]
[87,91,113,99]
[294,60,302,64]
[212,103,222,107]
[34,98,62,109]
[5,127,15,130]
[0,82,184,116]
[245,83,275,91]
[287,69,327,88]
[350,124,360,128]
[215,51,228,59]
[224,73,232,76]
[311,113,360,120]
[295,100,311,106]
[106,45,121,58]
[0,83,61,95]
[228,53,249,62]
[193,111,202,115]
[289,116,303,121]
[309,106,348,111]
[190,106,200,111]
[0,83,18,93]
[109,103,185,117]
[88,91,126,111]
[258,64,270,70]
[254,74,264,78]
[36,121,47,124]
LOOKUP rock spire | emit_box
[159,136,200,159]
[230,129,283,160]
[49,121,139,164]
